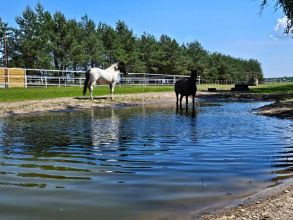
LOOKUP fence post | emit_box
[45,76,47,88]
[24,69,27,88]
[7,69,9,88]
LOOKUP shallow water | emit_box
[0,101,292,219]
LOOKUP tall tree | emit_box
[157,35,185,74]
[66,19,84,70]
[50,11,79,71]
[15,3,52,68]
[80,15,104,68]
[114,20,137,71]
[185,40,209,76]
[0,18,8,66]
[98,22,117,65]
[136,33,160,73]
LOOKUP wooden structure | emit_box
[246,73,259,86]
[231,83,249,92]
[208,88,217,92]
[0,68,26,88]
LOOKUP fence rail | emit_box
[24,75,188,87]
[0,67,251,88]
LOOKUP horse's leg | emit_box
[109,82,115,101]
[192,94,195,109]
[89,81,95,100]
[186,95,188,109]
[108,84,112,100]
[179,94,183,109]
[90,85,94,100]
[176,93,179,107]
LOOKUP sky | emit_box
[0,0,292,78]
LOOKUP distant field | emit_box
[198,83,293,94]
[249,83,293,94]
[0,83,292,102]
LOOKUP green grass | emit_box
[197,84,234,91]
[0,85,174,102]
[198,83,293,94]
[249,83,293,94]
[1,83,292,102]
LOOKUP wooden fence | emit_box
[0,68,26,88]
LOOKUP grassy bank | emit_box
[197,83,293,94]
[0,83,292,102]
[0,85,174,102]
[249,83,293,94]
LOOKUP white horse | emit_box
[83,62,127,100]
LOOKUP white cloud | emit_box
[274,16,289,31]
[270,16,293,39]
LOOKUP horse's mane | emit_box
[106,63,117,70]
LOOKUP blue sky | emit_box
[0,0,292,78]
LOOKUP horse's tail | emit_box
[83,69,90,96]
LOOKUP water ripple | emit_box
[0,102,292,219]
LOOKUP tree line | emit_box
[0,3,263,81]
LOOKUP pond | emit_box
[0,101,292,219]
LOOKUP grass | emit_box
[249,83,293,94]
[0,83,292,102]
[197,84,234,91]
[0,85,174,102]
[197,82,293,94]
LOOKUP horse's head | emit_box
[190,70,197,80]
[113,62,127,75]
[117,62,127,75]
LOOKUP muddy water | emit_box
[0,102,292,219]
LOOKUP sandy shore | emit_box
[1,91,292,119]
[201,182,293,220]
[0,91,292,219]
[0,92,175,117]
[255,99,293,120]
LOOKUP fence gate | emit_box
[0,68,26,88]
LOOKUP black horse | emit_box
[174,70,197,109]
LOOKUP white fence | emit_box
[1,68,248,88]
[25,74,187,87]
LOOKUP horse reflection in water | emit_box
[89,109,120,147]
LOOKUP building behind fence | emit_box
[0,67,253,88]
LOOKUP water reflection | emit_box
[0,102,292,220]
[90,109,120,146]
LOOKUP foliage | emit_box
[0,3,263,81]
[261,0,293,32]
